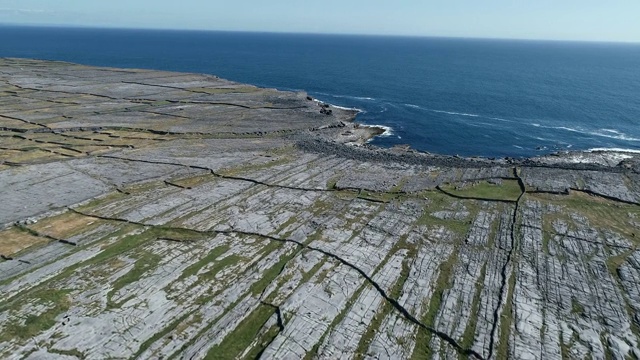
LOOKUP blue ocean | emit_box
[1,25,639,158]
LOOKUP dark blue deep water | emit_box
[2,25,640,157]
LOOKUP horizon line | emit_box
[1,22,640,45]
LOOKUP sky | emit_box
[1,0,639,43]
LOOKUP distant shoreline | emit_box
[2,27,639,157]
[2,56,638,170]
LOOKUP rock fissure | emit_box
[486,167,526,359]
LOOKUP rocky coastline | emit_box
[1,58,639,359]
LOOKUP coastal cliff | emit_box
[1,58,639,359]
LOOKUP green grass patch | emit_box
[47,348,86,359]
[133,312,193,358]
[249,248,298,297]
[605,250,633,276]
[412,249,458,359]
[495,269,516,359]
[326,175,340,190]
[241,322,281,360]
[218,156,292,177]
[107,250,163,308]
[460,263,487,349]
[425,251,457,317]
[529,191,640,245]
[356,250,414,359]
[570,298,585,315]
[171,173,217,189]
[177,244,231,281]
[439,180,522,202]
[188,86,259,94]
[415,210,473,240]
[189,254,244,306]
[204,304,277,360]
[0,289,71,342]
[306,278,368,360]
[417,190,478,236]
[357,190,403,203]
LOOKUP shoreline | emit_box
[3,56,638,170]
[319,98,639,168]
[312,95,640,165]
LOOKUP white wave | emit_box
[587,147,640,154]
[332,104,364,112]
[312,98,363,112]
[487,116,514,123]
[361,124,394,137]
[590,131,640,141]
[402,103,479,117]
[533,124,640,142]
[513,145,524,149]
[431,109,479,117]
[402,103,517,124]
[552,126,581,133]
[315,92,376,101]
[600,128,622,134]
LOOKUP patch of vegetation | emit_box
[274,216,299,238]
[415,210,472,241]
[177,244,231,282]
[326,175,340,190]
[410,250,458,359]
[0,289,71,342]
[1,226,50,258]
[47,348,86,359]
[570,298,585,315]
[496,269,516,359]
[171,173,217,189]
[133,312,193,358]
[188,86,259,94]
[241,322,282,360]
[249,249,298,297]
[31,211,105,240]
[7,148,65,164]
[460,263,487,349]
[355,251,414,359]
[107,250,163,308]
[605,250,633,276]
[306,277,370,360]
[423,249,458,327]
[75,191,127,212]
[529,191,640,245]
[439,180,522,202]
[204,304,276,360]
[218,155,292,177]
[202,254,244,282]
[294,253,326,286]
[357,190,403,203]
[354,291,392,359]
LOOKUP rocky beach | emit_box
[0,58,639,359]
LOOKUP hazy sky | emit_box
[1,0,639,42]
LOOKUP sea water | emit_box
[1,25,639,158]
